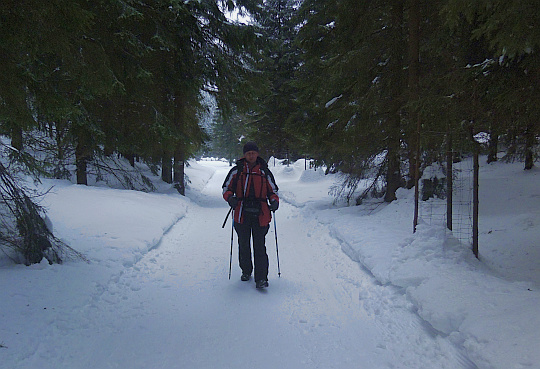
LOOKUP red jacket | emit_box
[222,157,279,226]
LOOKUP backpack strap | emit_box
[231,161,243,198]
[230,158,278,200]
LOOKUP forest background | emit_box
[1,0,539,265]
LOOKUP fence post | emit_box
[472,149,479,258]
[446,132,453,231]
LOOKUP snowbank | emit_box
[313,160,540,369]
[1,156,538,369]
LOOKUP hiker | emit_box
[222,142,279,289]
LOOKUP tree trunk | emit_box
[123,153,135,167]
[487,124,498,164]
[103,101,116,157]
[524,121,535,170]
[162,150,173,184]
[11,126,23,151]
[406,144,416,189]
[408,0,420,194]
[174,147,185,195]
[384,0,405,203]
[52,121,69,179]
[505,127,517,158]
[172,65,186,195]
[385,149,401,202]
[76,137,89,185]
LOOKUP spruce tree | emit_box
[444,0,540,169]
[247,0,302,160]
[294,0,409,202]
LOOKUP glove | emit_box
[269,199,279,212]
[227,196,238,208]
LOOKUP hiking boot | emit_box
[255,280,269,289]
[241,273,251,281]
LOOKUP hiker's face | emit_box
[244,150,258,165]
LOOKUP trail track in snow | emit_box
[71,163,474,369]
[16,162,477,369]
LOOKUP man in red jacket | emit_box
[222,142,279,289]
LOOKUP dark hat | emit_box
[243,142,259,153]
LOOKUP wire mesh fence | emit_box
[416,131,478,253]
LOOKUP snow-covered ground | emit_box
[1,156,538,369]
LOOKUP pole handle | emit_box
[222,207,232,228]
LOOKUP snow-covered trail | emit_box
[51,164,475,369]
[69,166,383,368]
[1,162,479,369]
[3,159,539,369]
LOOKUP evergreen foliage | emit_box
[443,0,540,169]
[0,147,85,265]
[0,0,261,263]
[1,0,539,263]
[290,0,539,203]
[210,110,249,164]
[247,0,303,160]
[294,0,409,202]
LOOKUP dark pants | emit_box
[234,214,269,281]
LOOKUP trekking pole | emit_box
[273,212,281,277]
[222,207,232,228]
[229,210,234,280]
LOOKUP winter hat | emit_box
[243,142,259,153]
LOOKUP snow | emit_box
[325,94,343,108]
[1,156,539,369]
